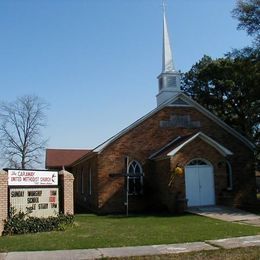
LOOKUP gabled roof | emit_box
[150,132,233,160]
[93,93,254,154]
[45,149,90,169]
[70,150,97,167]
[167,132,233,157]
[149,135,193,159]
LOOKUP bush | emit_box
[3,208,74,236]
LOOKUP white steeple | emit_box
[156,0,181,106]
[162,2,174,72]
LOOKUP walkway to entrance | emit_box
[187,206,260,226]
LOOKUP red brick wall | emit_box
[74,106,256,213]
[0,170,8,235]
[59,170,74,215]
[72,154,99,212]
[152,138,235,212]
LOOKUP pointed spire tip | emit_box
[162,0,175,72]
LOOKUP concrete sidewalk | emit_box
[187,206,260,226]
[1,235,260,260]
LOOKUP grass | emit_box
[108,247,260,260]
[0,213,260,252]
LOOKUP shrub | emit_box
[3,208,74,236]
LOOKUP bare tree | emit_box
[0,95,48,169]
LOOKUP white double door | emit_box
[185,164,215,207]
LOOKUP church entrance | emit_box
[185,159,215,207]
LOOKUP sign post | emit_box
[125,156,129,217]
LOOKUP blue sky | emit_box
[0,0,252,157]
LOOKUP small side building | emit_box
[45,149,90,172]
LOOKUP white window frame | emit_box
[76,168,80,193]
[187,158,212,166]
[81,168,84,194]
[127,160,143,195]
[226,161,233,190]
[89,167,92,196]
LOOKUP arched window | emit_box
[127,160,143,195]
[226,161,232,190]
[187,159,209,166]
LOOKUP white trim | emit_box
[76,168,80,193]
[168,97,192,107]
[186,158,213,167]
[93,108,168,153]
[167,132,233,157]
[127,160,143,195]
[81,168,84,194]
[93,93,254,153]
[169,104,192,107]
[148,136,181,159]
[72,152,96,167]
[89,167,92,195]
[179,94,255,150]
[127,160,143,174]
[226,161,233,190]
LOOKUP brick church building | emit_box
[46,6,256,214]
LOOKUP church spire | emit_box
[162,1,175,72]
[156,0,181,107]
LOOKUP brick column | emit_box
[59,170,74,215]
[0,170,8,235]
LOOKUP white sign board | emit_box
[8,170,58,186]
[10,187,59,218]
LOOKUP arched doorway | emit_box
[185,159,215,207]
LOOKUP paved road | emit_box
[1,235,260,260]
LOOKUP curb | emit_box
[1,235,260,259]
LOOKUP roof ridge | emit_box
[92,92,254,154]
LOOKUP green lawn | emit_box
[0,213,260,252]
